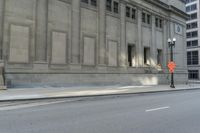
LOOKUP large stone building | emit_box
[0,0,188,88]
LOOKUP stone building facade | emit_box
[0,0,188,87]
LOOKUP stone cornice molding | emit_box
[142,0,188,19]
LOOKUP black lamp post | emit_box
[168,38,176,88]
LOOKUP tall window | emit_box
[126,5,136,20]
[106,0,119,14]
[142,12,146,23]
[106,0,112,11]
[147,14,151,24]
[187,51,199,65]
[126,6,130,18]
[155,17,163,28]
[132,8,136,19]
[155,18,158,27]
[142,12,151,25]
[113,1,119,13]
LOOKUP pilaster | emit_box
[120,2,126,67]
[35,0,48,62]
[151,15,156,66]
[98,0,106,65]
[0,0,4,60]
[71,0,80,64]
[137,9,143,67]
[163,19,168,68]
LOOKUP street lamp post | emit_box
[168,38,176,88]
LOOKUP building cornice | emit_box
[143,0,188,19]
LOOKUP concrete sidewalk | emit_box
[0,84,200,102]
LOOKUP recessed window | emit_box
[128,44,136,67]
[187,31,198,38]
[155,18,158,27]
[142,12,151,25]
[187,40,198,47]
[155,17,163,28]
[186,4,197,12]
[159,19,162,28]
[187,22,198,29]
[106,0,119,14]
[126,6,130,18]
[188,70,199,80]
[91,0,97,6]
[144,47,150,65]
[126,5,136,20]
[147,14,151,24]
[187,51,199,65]
[132,9,136,19]
[142,13,146,23]
[188,13,197,20]
[106,0,112,11]
[113,1,119,13]
[157,49,162,65]
[81,0,97,7]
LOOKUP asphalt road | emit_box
[0,90,200,133]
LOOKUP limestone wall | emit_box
[0,0,188,87]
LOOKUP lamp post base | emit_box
[170,84,175,88]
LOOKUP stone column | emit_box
[137,9,143,67]
[0,0,4,60]
[151,15,156,66]
[98,0,106,65]
[163,19,168,69]
[71,0,80,64]
[35,0,48,62]
[119,2,126,67]
[182,26,187,69]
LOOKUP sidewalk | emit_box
[0,84,200,102]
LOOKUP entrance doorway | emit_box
[128,44,136,67]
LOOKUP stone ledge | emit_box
[0,86,7,90]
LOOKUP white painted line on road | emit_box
[145,106,170,112]
[0,100,66,111]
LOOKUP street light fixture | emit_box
[168,37,176,88]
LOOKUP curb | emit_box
[0,87,200,103]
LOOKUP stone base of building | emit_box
[5,73,188,88]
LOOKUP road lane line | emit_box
[0,100,66,111]
[145,106,170,112]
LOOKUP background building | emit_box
[186,0,200,81]
[0,0,187,88]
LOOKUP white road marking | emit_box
[0,100,66,111]
[145,106,170,112]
